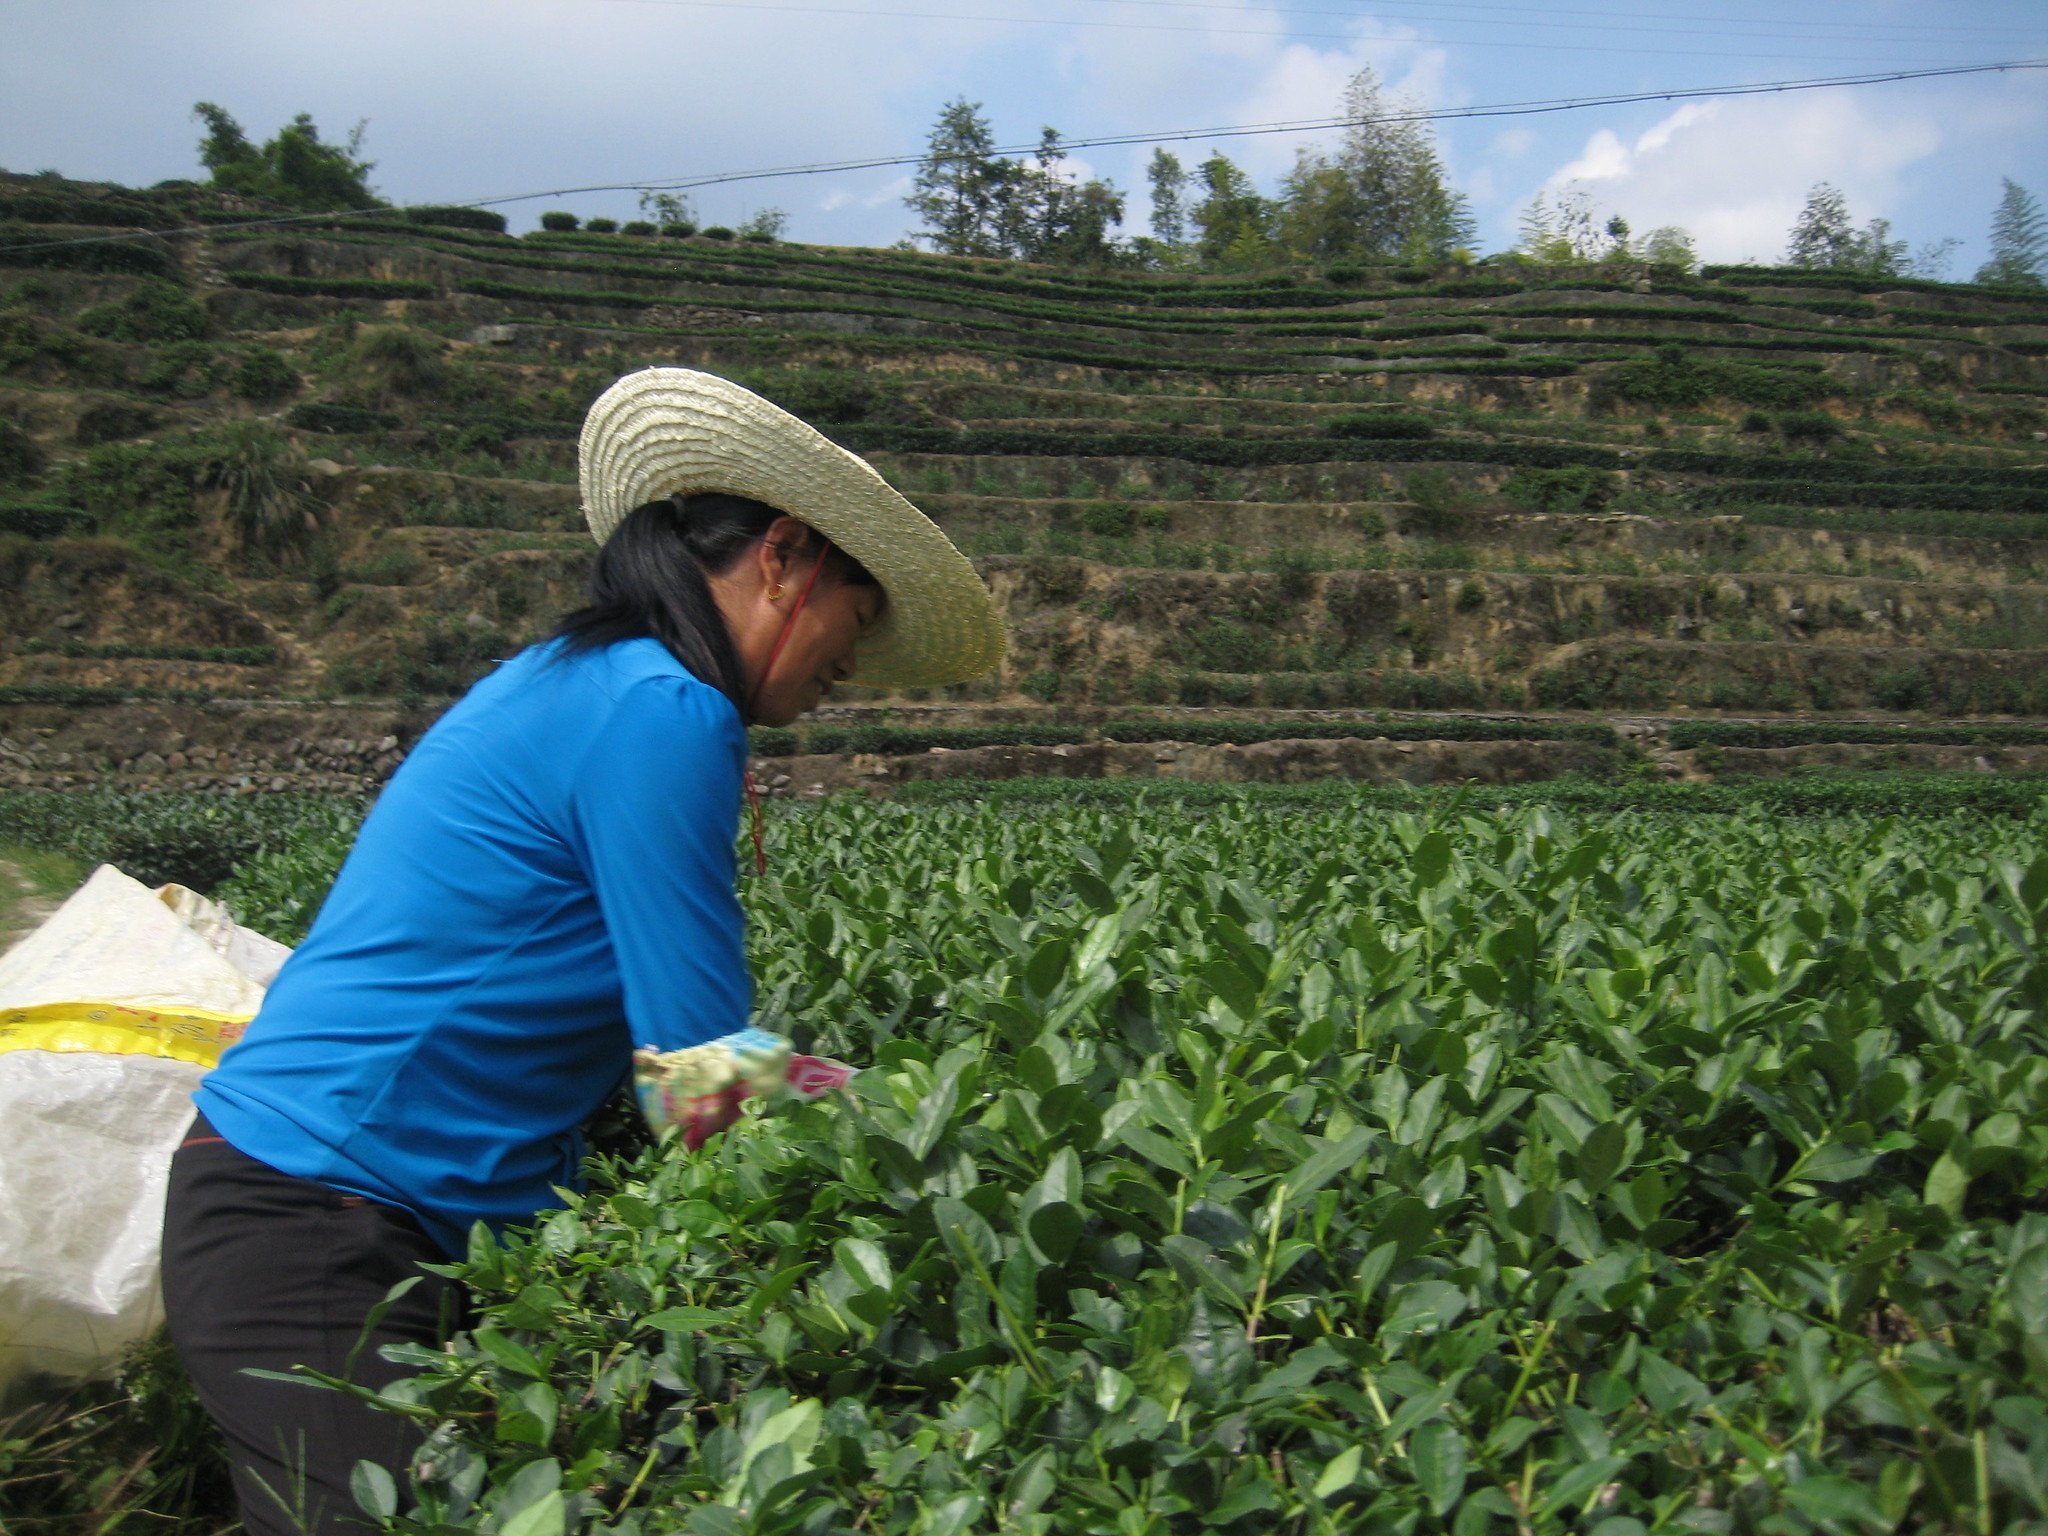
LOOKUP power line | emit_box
[6,57,2043,254]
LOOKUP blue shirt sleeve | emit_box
[566,672,751,1052]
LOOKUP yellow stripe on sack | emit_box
[0,1002,252,1068]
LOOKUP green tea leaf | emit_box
[1409,1420,1468,1514]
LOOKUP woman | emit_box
[161,368,1004,1535]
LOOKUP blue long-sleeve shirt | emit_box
[197,637,750,1255]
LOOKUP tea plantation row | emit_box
[6,785,2043,1534]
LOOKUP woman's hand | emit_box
[680,1081,750,1149]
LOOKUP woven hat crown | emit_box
[579,368,1003,689]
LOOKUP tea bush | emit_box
[244,793,2048,1534]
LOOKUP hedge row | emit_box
[1666,721,2048,750]
[0,191,177,230]
[748,717,1619,756]
[1692,479,2048,515]
[0,500,92,536]
[890,770,2048,816]
[0,231,176,277]
[834,424,1620,468]
[1640,450,2048,487]
[0,789,362,891]
[0,683,211,705]
[286,402,402,433]
[17,639,277,665]
[234,226,2013,353]
[223,271,436,300]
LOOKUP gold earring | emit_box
[767,583,785,601]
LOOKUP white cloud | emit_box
[1526,92,1947,263]
[1489,127,1535,159]
[1554,128,1630,185]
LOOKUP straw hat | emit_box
[579,367,1005,688]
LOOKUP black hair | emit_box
[551,492,877,712]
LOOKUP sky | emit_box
[3,0,2046,273]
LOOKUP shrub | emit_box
[349,326,446,400]
[287,402,400,434]
[1019,668,1059,701]
[1503,464,1618,515]
[198,421,308,549]
[620,220,657,236]
[403,205,508,234]
[76,278,210,344]
[1325,412,1434,440]
[538,211,579,231]
[1401,467,1468,530]
[660,221,697,238]
[73,400,161,445]
[1871,666,1932,711]
[1740,409,1773,432]
[232,345,300,402]
[1079,500,1136,538]
[0,498,90,536]
[1777,410,1842,442]
[139,340,226,399]
[1190,620,1272,672]
[0,419,44,485]
[701,226,736,241]
[584,217,618,233]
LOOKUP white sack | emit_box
[0,864,286,1399]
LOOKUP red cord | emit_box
[742,546,827,875]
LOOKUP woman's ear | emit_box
[755,516,818,598]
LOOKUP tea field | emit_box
[6,784,2046,1534]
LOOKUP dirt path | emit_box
[0,853,70,956]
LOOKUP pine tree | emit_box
[1786,183,1855,269]
[1976,178,2046,287]
[906,99,1011,257]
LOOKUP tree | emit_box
[1909,237,1960,281]
[1275,150,1361,265]
[1786,183,1856,269]
[638,190,697,229]
[1518,185,1602,262]
[192,102,379,211]
[1977,178,2046,287]
[1845,216,1909,278]
[1640,225,1699,272]
[738,207,789,241]
[1191,153,1273,269]
[1147,148,1188,249]
[906,99,1011,258]
[1311,65,1471,263]
[194,102,256,179]
[1518,193,1555,258]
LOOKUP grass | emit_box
[0,843,83,953]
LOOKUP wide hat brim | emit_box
[579,368,1005,689]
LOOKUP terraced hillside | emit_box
[3,172,2048,790]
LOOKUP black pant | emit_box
[161,1114,464,1536]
